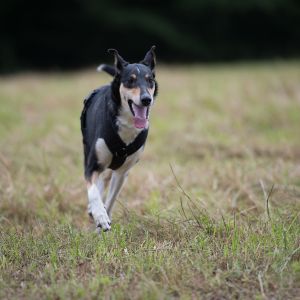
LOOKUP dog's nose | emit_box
[141,97,152,106]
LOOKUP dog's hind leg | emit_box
[87,171,111,231]
[105,148,144,217]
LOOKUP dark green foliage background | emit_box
[1,0,300,71]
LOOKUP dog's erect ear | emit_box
[140,45,156,71]
[107,49,128,74]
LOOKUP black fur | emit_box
[81,85,119,178]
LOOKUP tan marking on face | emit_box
[130,87,140,97]
[130,74,137,79]
[119,83,141,104]
[145,74,150,79]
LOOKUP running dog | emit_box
[80,46,158,231]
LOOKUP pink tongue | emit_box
[132,104,148,129]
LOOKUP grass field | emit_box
[0,62,300,299]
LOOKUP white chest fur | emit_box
[116,108,144,145]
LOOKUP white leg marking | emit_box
[88,184,111,231]
[96,169,112,201]
[96,177,105,200]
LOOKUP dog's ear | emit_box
[107,49,128,74]
[140,45,156,71]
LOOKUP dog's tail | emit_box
[97,64,115,76]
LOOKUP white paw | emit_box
[93,208,111,232]
[87,184,111,232]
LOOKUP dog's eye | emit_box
[147,77,155,86]
[128,77,136,85]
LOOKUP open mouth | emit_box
[128,100,149,129]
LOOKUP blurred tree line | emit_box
[1,0,300,72]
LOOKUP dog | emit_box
[80,46,158,231]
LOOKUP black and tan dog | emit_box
[80,46,158,231]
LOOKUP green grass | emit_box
[1,62,300,299]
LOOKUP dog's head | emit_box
[108,46,158,129]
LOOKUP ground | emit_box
[0,62,300,299]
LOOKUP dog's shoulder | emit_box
[80,85,111,132]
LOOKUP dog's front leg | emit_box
[95,169,112,202]
[105,170,128,217]
[87,171,111,231]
